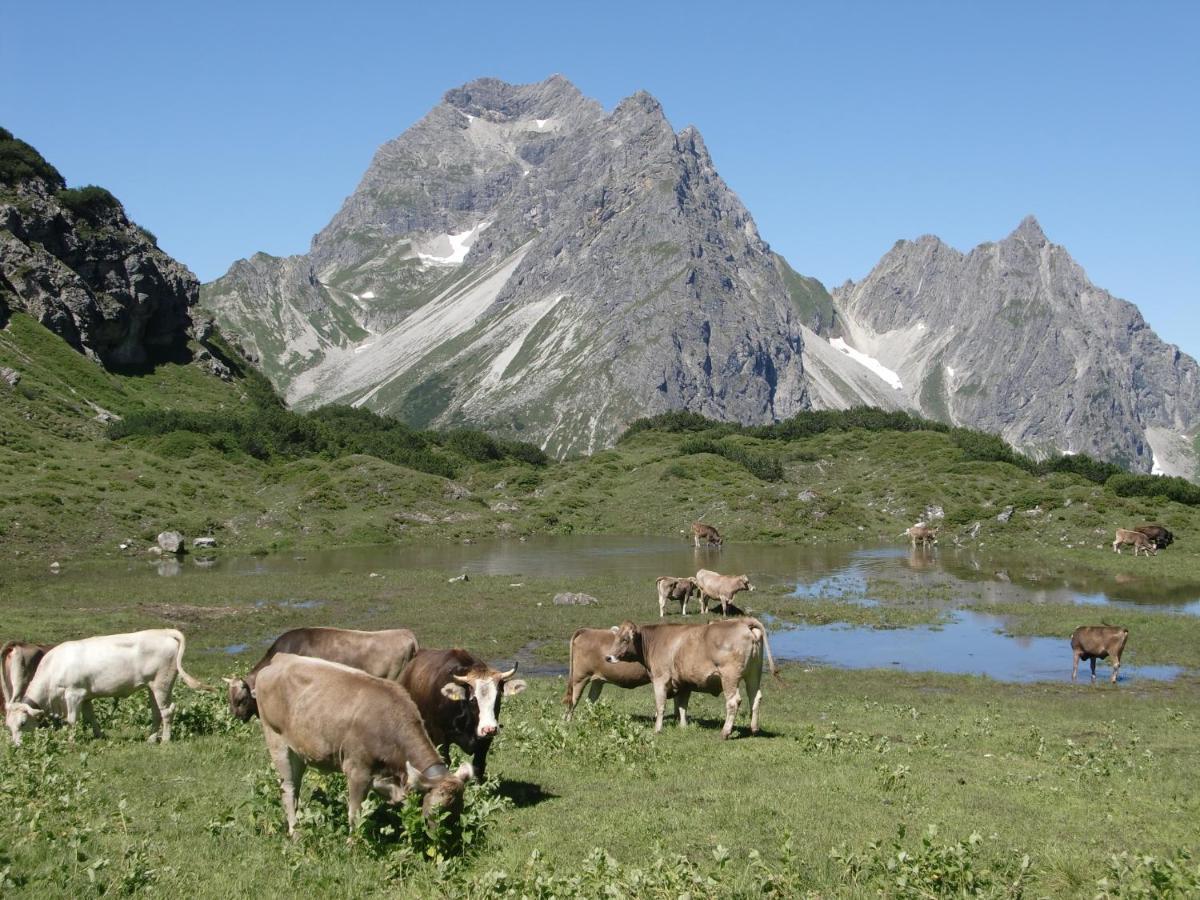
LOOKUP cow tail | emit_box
[563,630,580,707]
[748,619,782,683]
[0,642,15,705]
[170,630,215,692]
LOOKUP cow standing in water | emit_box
[1071,625,1130,684]
[562,627,651,719]
[902,523,938,548]
[254,654,473,836]
[399,649,526,779]
[691,522,723,548]
[225,627,418,721]
[605,618,777,738]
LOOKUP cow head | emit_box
[5,700,41,745]
[739,575,755,593]
[223,677,257,721]
[405,760,475,826]
[438,662,527,742]
[605,621,641,664]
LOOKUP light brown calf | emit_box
[691,522,723,548]
[562,628,651,719]
[1071,625,1129,684]
[1112,529,1157,556]
[604,618,777,738]
[656,576,698,617]
[902,523,938,548]
[694,569,754,615]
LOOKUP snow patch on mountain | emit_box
[830,338,903,390]
[418,221,492,265]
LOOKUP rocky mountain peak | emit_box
[1006,214,1048,247]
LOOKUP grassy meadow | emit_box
[2,313,1200,896]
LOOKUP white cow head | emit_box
[438,662,527,740]
[6,701,42,745]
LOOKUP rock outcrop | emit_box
[0,128,195,367]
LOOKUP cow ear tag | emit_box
[440,682,467,701]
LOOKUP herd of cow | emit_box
[0,518,1175,840]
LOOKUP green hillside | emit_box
[3,311,1198,584]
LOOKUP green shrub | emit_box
[0,127,64,188]
[1107,473,1200,506]
[56,185,122,222]
[678,437,784,482]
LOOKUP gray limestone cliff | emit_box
[0,128,195,367]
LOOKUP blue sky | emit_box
[4,1,1197,357]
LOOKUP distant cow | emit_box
[5,629,211,745]
[1112,529,1157,556]
[604,618,777,738]
[656,576,698,617]
[398,649,526,780]
[254,654,473,837]
[695,569,755,615]
[1134,524,1174,550]
[1071,625,1130,684]
[562,627,651,719]
[1,641,52,716]
[691,522,723,548]
[902,523,938,548]
[225,627,419,721]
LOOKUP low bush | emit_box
[56,185,122,222]
[678,437,784,482]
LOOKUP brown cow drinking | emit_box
[604,618,777,738]
[225,627,419,721]
[1070,625,1130,684]
[254,654,473,837]
[691,522,723,548]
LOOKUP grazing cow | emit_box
[1134,524,1174,550]
[5,629,211,745]
[254,654,473,836]
[604,618,777,738]
[1071,625,1130,684]
[691,522,723,548]
[1,641,52,716]
[562,627,651,719]
[1112,528,1157,556]
[694,569,755,615]
[224,627,419,721]
[902,522,938,548]
[398,649,526,780]
[656,576,699,617]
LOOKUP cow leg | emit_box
[586,680,605,703]
[743,657,764,735]
[720,596,730,616]
[674,688,691,728]
[658,589,666,618]
[720,676,742,740]
[81,699,101,738]
[264,726,304,837]
[148,677,177,744]
[652,681,668,733]
[1111,653,1121,684]
[472,737,493,780]
[345,766,371,834]
[63,690,85,741]
[1089,657,1097,682]
[1071,649,1081,682]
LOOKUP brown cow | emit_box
[225,627,419,721]
[695,569,755,615]
[398,649,525,780]
[562,627,651,719]
[656,576,698,617]
[1,641,52,716]
[1112,529,1157,556]
[691,522,723,548]
[604,618,777,738]
[1134,524,1174,550]
[254,654,473,837]
[902,523,938,548]
[1071,625,1130,684]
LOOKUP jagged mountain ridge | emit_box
[829,216,1199,476]
[203,76,811,455]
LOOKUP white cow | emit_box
[5,629,211,745]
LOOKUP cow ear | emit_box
[454,762,475,782]
[440,682,467,702]
[503,678,527,696]
[405,761,422,787]
[221,677,235,686]
[610,625,619,633]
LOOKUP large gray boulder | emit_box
[157,531,185,554]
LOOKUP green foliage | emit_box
[507,698,659,768]
[678,436,784,481]
[831,824,1033,899]
[0,126,64,188]
[1097,848,1200,898]
[56,185,122,222]
[1107,473,1200,506]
